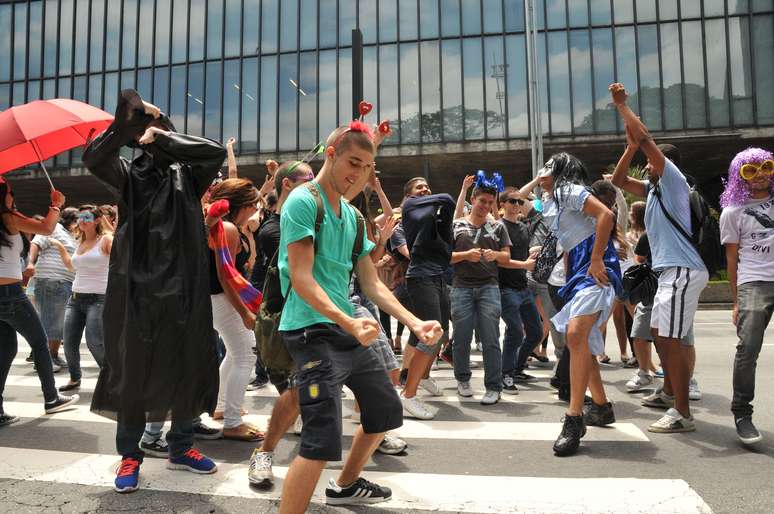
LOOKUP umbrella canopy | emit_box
[0,98,113,175]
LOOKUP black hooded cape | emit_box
[82,89,225,424]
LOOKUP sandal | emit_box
[212,408,248,420]
[58,380,81,392]
[223,423,265,442]
[598,354,611,364]
[530,352,549,363]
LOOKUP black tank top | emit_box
[209,229,251,295]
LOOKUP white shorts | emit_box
[651,266,709,339]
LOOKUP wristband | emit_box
[49,206,61,212]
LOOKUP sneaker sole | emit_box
[402,409,435,420]
[480,400,500,405]
[376,445,407,455]
[641,400,673,409]
[457,390,473,398]
[0,416,20,427]
[739,434,763,445]
[114,484,139,493]
[166,463,218,474]
[647,424,696,433]
[44,397,79,414]
[501,388,519,395]
[325,496,391,505]
[248,476,274,488]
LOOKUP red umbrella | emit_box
[0,99,113,189]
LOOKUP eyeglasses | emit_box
[740,160,774,181]
[505,198,525,205]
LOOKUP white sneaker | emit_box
[457,381,474,398]
[247,449,274,487]
[376,433,407,455]
[292,416,303,435]
[626,370,654,392]
[475,342,483,352]
[401,395,435,420]
[689,377,702,401]
[480,390,500,405]
[648,407,696,433]
[420,378,442,397]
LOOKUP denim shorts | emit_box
[34,279,73,341]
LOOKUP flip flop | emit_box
[223,423,265,442]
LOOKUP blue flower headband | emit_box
[474,170,505,193]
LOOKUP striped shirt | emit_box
[31,223,76,282]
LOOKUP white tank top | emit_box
[71,237,109,294]
[0,233,23,280]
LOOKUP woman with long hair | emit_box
[207,178,264,441]
[0,179,79,427]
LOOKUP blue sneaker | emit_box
[655,368,665,378]
[167,448,217,474]
[114,457,141,493]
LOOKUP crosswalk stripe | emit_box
[2,401,649,442]
[0,446,712,513]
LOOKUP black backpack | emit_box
[653,186,724,276]
[255,182,365,372]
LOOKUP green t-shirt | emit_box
[278,181,374,331]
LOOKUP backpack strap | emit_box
[281,182,326,299]
[653,185,696,246]
[350,206,366,276]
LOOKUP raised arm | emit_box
[371,173,393,219]
[454,175,475,219]
[12,190,67,236]
[225,137,238,178]
[518,175,541,197]
[609,121,649,198]
[610,82,665,176]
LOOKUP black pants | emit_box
[548,285,571,389]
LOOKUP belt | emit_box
[71,292,104,300]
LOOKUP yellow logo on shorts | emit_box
[308,384,319,399]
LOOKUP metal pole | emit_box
[352,28,364,119]
[524,0,537,178]
[530,0,543,171]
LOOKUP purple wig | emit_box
[719,147,774,208]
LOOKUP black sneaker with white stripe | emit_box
[325,477,392,505]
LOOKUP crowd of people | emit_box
[0,82,772,513]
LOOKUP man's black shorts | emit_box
[282,323,404,462]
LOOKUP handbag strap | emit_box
[652,185,696,247]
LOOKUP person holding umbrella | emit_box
[0,179,80,427]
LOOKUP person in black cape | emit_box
[82,89,225,493]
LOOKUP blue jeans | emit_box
[117,419,194,460]
[63,293,106,381]
[450,285,502,392]
[501,287,544,377]
[0,283,58,412]
[34,278,72,341]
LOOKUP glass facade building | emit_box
[1,0,773,174]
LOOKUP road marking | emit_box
[0,446,712,513]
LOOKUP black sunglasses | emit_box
[505,198,524,205]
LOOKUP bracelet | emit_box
[49,206,61,212]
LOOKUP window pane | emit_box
[225,0,241,56]
[463,38,484,139]
[483,0,503,33]
[380,0,398,42]
[207,0,223,59]
[188,63,204,135]
[379,44,400,139]
[727,17,754,125]
[340,0,357,46]
[546,32,570,134]
[153,66,169,114]
[172,0,188,63]
[536,31,549,133]
[442,39,463,140]
[169,65,186,130]
[44,0,58,76]
[28,80,41,101]
[535,0,546,30]
[244,0,260,55]
[205,61,222,141]
[442,0,461,36]
[680,0,700,18]
[682,21,706,128]
[259,1,280,54]
[241,58,258,152]
[660,23,684,129]
[28,2,42,78]
[73,76,87,102]
[278,54,301,150]
[300,0,318,49]
[103,72,118,113]
[361,0,378,44]
[462,0,482,35]
[613,0,633,23]
[592,28,616,132]
[659,0,678,19]
[420,0,440,38]
[0,85,9,111]
[705,19,729,127]
[400,43,419,143]
[319,50,338,142]
[136,68,152,100]
[590,0,611,24]
[12,4,26,81]
[59,0,73,74]
[635,0,656,22]
[88,0,104,72]
[484,37,506,138]
[400,0,419,40]
[569,0,589,27]
[137,0,154,67]
[614,27,638,120]
[122,0,137,68]
[299,52,318,148]
[729,0,750,15]
[637,24,661,130]
[420,41,441,143]
[505,35,527,137]
[704,0,725,17]
[339,48,352,124]
[364,46,378,122]
[281,0,299,52]
[753,0,774,12]
[189,0,205,61]
[0,5,11,82]
[753,15,774,123]
[223,61,240,145]
[320,0,337,47]
[570,30,592,133]
[546,0,566,29]
[155,0,171,65]
[505,0,525,31]
[260,56,277,151]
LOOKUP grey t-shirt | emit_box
[452,218,511,288]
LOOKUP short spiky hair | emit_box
[720,147,774,208]
[325,121,375,156]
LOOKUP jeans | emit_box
[501,287,544,377]
[63,293,106,381]
[34,278,72,341]
[406,276,449,355]
[117,418,194,460]
[731,281,774,418]
[0,283,58,412]
[450,285,502,392]
[212,293,255,429]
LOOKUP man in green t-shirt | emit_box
[277,122,442,512]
